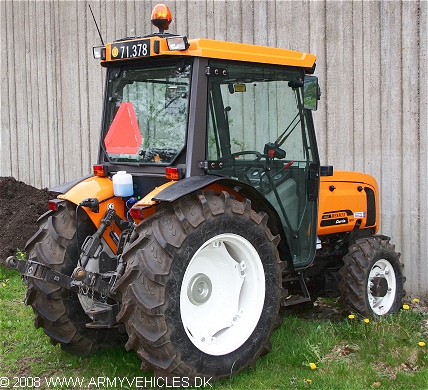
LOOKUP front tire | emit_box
[338,236,404,316]
[115,191,284,380]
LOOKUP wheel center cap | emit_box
[188,273,212,305]
[370,277,388,297]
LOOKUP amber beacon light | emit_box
[151,4,173,33]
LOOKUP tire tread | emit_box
[338,236,404,316]
[116,191,284,380]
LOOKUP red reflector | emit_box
[166,167,180,180]
[48,200,58,211]
[129,207,144,220]
[268,149,275,158]
[93,164,108,177]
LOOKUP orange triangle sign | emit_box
[105,102,142,154]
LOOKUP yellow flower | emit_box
[403,304,410,310]
[1,283,6,287]
[304,379,312,383]
[348,314,355,319]
[309,362,317,370]
[413,298,420,303]
[418,341,426,347]
[363,318,370,324]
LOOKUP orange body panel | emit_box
[58,176,126,252]
[318,171,379,236]
[130,181,176,222]
[104,37,316,69]
[129,182,244,223]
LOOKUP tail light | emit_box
[93,164,108,177]
[129,206,144,220]
[166,167,183,180]
[129,205,156,221]
[48,199,65,211]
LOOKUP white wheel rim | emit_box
[367,258,397,315]
[180,233,265,355]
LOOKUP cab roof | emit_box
[101,35,316,71]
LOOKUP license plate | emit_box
[111,39,151,59]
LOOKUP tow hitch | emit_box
[3,256,119,300]
[3,203,132,329]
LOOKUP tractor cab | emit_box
[95,4,321,269]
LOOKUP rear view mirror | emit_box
[303,76,320,111]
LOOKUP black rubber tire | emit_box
[25,202,126,355]
[115,191,285,380]
[338,236,405,317]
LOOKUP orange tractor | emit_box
[5,4,404,381]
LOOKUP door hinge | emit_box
[205,66,227,77]
[199,161,226,170]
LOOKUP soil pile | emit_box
[0,177,55,260]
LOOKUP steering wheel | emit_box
[225,151,262,162]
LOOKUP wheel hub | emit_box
[367,258,397,315]
[187,273,212,305]
[370,277,388,297]
[180,233,265,356]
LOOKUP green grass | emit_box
[1,266,427,390]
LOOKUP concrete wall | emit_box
[1,0,426,296]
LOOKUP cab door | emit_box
[206,61,320,267]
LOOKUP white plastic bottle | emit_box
[113,171,134,197]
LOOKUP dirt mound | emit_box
[0,177,56,260]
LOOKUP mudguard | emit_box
[154,175,286,238]
[57,176,126,231]
[153,175,224,202]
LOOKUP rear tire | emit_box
[115,191,284,380]
[25,202,126,355]
[338,236,404,316]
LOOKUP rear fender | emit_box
[130,176,225,222]
[153,175,225,202]
[139,175,292,268]
[57,176,126,251]
[153,176,284,235]
[132,175,284,234]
